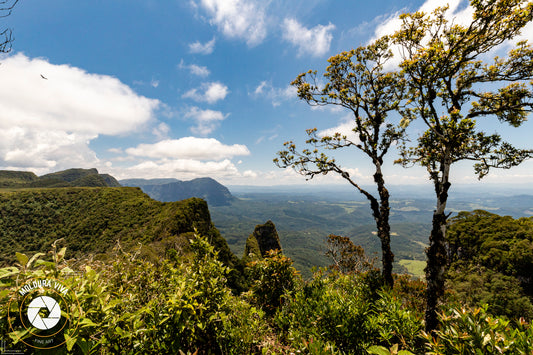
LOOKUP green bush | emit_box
[2,239,532,354]
[0,235,274,354]
[246,250,299,315]
[423,305,533,354]
[274,270,421,354]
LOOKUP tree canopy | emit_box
[392,0,533,331]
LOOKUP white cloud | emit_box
[195,0,267,46]
[125,158,240,179]
[251,81,297,106]
[178,60,210,77]
[152,122,171,139]
[125,137,250,160]
[182,81,229,104]
[189,37,216,54]
[185,106,229,135]
[0,127,98,170]
[108,148,123,154]
[243,170,258,178]
[318,115,359,143]
[189,64,210,77]
[282,18,335,57]
[0,54,160,172]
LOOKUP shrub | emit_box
[423,305,533,354]
[246,250,299,315]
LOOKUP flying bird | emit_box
[40,74,47,80]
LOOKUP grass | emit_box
[399,259,426,279]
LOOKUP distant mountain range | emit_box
[120,177,235,207]
[0,168,121,188]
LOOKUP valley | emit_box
[211,185,533,278]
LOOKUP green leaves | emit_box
[423,305,533,354]
[367,344,415,355]
[15,252,28,266]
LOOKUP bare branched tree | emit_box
[0,0,18,54]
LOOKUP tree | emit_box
[393,0,533,331]
[274,37,407,287]
[324,234,376,275]
[0,0,18,53]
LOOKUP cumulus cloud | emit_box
[178,60,210,77]
[252,81,297,106]
[195,0,267,46]
[182,81,229,104]
[125,137,250,160]
[318,115,360,143]
[189,37,216,54]
[125,158,241,179]
[0,53,160,172]
[152,122,171,139]
[0,127,98,170]
[282,18,335,57]
[184,106,229,135]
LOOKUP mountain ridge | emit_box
[0,168,121,188]
[120,177,235,207]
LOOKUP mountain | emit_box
[0,168,121,188]
[0,171,39,187]
[120,177,235,207]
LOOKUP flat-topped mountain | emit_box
[120,177,235,207]
[0,168,121,188]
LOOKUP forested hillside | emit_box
[0,187,242,283]
[0,168,121,188]
[446,210,533,319]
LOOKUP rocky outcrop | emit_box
[243,220,282,262]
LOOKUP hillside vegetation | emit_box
[0,187,242,284]
[1,233,532,354]
[446,210,533,319]
[0,168,121,188]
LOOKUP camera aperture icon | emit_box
[26,296,61,330]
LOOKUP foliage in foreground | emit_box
[1,238,533,354]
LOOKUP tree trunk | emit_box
[425,161,451,332]
[374,168,394,288]
[344,162,394,288]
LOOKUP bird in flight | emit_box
[40,74,47,80]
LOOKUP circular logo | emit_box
[6,277,82,350]
[27,295,62,330]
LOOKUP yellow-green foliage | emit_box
[0,236,271,354]
[1,245,532,354]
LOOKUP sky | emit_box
[1,0,532,186]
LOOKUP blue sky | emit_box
[1,0,532,186]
